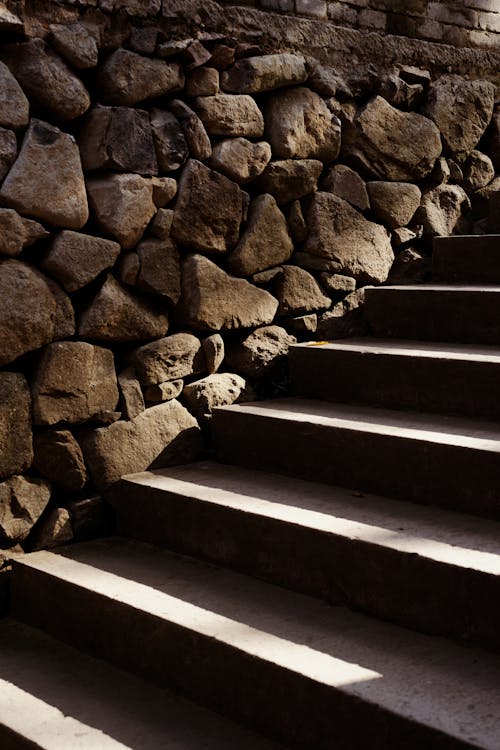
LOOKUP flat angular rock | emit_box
[222,53,307,94]
[86,173,156,249]
[226,325,296,378]
[49,23,99,69]
[367,181,422,229]
[253,159,323,204]
[151,177,177,207]
[416,185,470,237]
[31,507,73,551]
[228,194,293,277]
[202,333,224,374]
[186,67,219,97]
[322,165,370,212]
[136,238,181,304]
[150,109,188,173]
[98,49,184,105]
[424,75,495,159]
[182,373,251,420]
[179,254,279,331]
[79,275,168,343]
[132,333,204,386]
[144,380,183,403]
[317,288,368,339]
[81,400,202,489]
[343,96,441,181]
[0,476,51,544]
[319,272,356,297]
[209,138,271,184]
[265,87,341,162]
[32,341,119,426]
[79,106,158,175]
[0,209,48,257]
[150,208,174,239]
[0,127,17,181]
[171,160,243,254]
[118,368,145,420]
[3,39,90,121]
[33,430,88,492]
[195,94,264,137]
[0,373,33,481]
[0,260,74,367]
[41,231,120,292]
[0,61,29,130]
[286,313,317,334]
[303,192,394,284]
[273,265,331,316]
[463,150,495,192]
[0,120,88,230]
[168,100,212,162]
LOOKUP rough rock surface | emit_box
[303,192,394,284]
[0,209,49,257]
[0,120,89,230]
[388,248,429,285]
[180,254,278,331]
[182,373,251,420]
[81,400,202,489]
[319,272,356,297]
[253,159,323,204]
[287,314,317,334]
[317,289,368,339]
[49,23,98,70]
[288,200,308,243]
[98,49,184,105]
[136,238,181,304]
[416,185,470,237]
[32,341,119,426]
[226,325,296,378]
[0,373,33,480]
[41,231,121,292]
[463,151,495,192]
[31,507,73,550]
[273,265,331,316]
[150,109,188,172]
[367,182,422,229]
[209,138,271,184]
[118,368,145,420]
[79,274,168,342]
[132,333,204,385]
[151,177,177,207]
[222,53,307,94]
[322,164,370,212]
[186,67,219,97]
[0,127,17,181]
[265,87,341,162]
[195,94,264,137]
[228,194,293,276]
[33,430,88,492]
[168,100,212,161]
[0,476,51,544]
[202,333,224,374]
[144,379,183,403]
[171,160,243,254]
[0,60,29,129]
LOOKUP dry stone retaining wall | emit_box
[0,0,499,555]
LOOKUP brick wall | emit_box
[220,0,500,49]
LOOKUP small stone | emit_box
[308,63,344,98]
[416,185,470,237]
[0,127,17,181]
[186,67,219,97]
[118,367,145,420]
[79,275,168,343]
[32,341,119,426]
[151,177,177,207]
[129,27,158,55]
[286,313,317,334]
[132,333,204,386]
[293,251,351,273]
[463,151,495,192]
[252,267,283,286]
[144,379,183,403]
[86,173,156,249]
[322,165,370,212]
[182,40,211,70]
[448,159,464,185]
[78,105,158,175]
[222,53,307,94]
[117,252,140,287]
[209,138,271,184]
[150,109,189,173]
[149,209,174,239]
[0,209,48,258]
[136,238,181,304]
[210,44,235,70]
[98,48,184,105]
[319,273,356,297]
[226,325,296,378]
[202,333,224,374]
[31,508,73,551]
[182,373,251,420]
[273,265,330,316]
[41,231,121,293]
[0,61,29,129]
[388,248,429,285]
[0,120,89,230]
[392,227,419,248]
[398,65,431,86]
[33,430,88,492]
[0,373,33,481]
[81,400,202,489]
[0,3,23,33]
[195,94,264,138]
[253,159,323,204]
[317,289,368,339]
[156,40,190,59]
[0,476,51,544]
[168,100,212,161]
[49,23,99,69]
[430,157,451,187]
[366,182,422,229]
[378,75,423,110]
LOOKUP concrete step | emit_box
[0,617,286,750]
[113,462,500,650]
[433,235,500,283]
[364,285,500,344]
[10,538,500,750]
[290,338,500,419]
[212,398,500,518]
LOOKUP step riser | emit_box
[212,410,500,519]
[114,481,500,651]
[290,347,500,419]
[433,236,500,283]
[0,727,36,750]
[9,564,479,750]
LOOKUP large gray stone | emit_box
[81,400,202,489]
[0,60,29,129]
[366,182,422,229]
[0,373,32,481]
[226,325,296,378]
[0,476,51,544]
[182,373,252,421]
[253,159,323,204]
[0,120,89,230]
[33,430,88,492]
[150,109,188,173]
[136,238,181,304]
[41,231,121,293]
[273,265,331,316]
[221,53,307,94]
[98,49,184,105]
[209,138,271,184]
[194,94,264,137]
[0,209,48,257]
[132,333,204,386]
[0,127,17,181]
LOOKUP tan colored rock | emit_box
[81,400,202,489]
[0,127,17,181]
[118,368,145,420]
[265,87,341,162]
[343,96,441,181]
[32,341,119,426]
[41,231,121,293]
[286,313,317,334]
[463,151,495,192]
[0,209,48,257]
[33,430,88,492]
[0,476,51,544]
[171,160,243,254]
[195,94,264,137]
[183,373,251,420]
[319,273,356,297]
[367,182,422,229]
[98,48,184,105]
[144,379,183,403]
[151,177,177,207]
[222,53,307,94]
[136,238,181,305]
[303,192,394,284]
[0,120,89,230]
[322,165,370,212]
[424,75,495,159]
[228,194,293,277]
[0,373,33,481]
[388,248,429,285]
[317,289,368,339]
[254,159,323,204]
[31,507,73,551]
[150,109,188,173]
[287,201,308,244]
[150,208,174,239]
[202,333,224,374]
[180,254,279,331]
[252,267,283,286]
[0,61,29,129]
[0,260,74,367]
[416,185,470,237]
[378,75,423,110]
[273,265,330,316]
[117,253,140,287]
[209,138,271,184]
[168,100,211,161]
[79,274,168,343]
[132,333,204,386]
[3,39,90,121]
[226,325,296,378]
[49,23,99,69]
[186,67,219,97]
[86,173,156,249]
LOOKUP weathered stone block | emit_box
[98,48,184,105]
[41,231,121,293]
[132,333,204,386]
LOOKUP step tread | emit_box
[216,398,500,450]
[0,618,285,750]
[13,538,500,750]
[122,462,500,575]
[367,285,500,292]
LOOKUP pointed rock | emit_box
[132,333,204,386]
[0,61,29,129]
[0,476,51,544]
[150,109,188,173]
[136,237,181,304]
[41,231,120,292]
[273,265,331,316]
[49,23,99,70]
[31,507,73,551]
[0,209,49,257]
[33,430,88,492]
[98,48,184,105]
[168,100,211,161]
[367,182,421,229]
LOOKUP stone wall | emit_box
[0,0,499,556]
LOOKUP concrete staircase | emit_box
[3,235,500,749]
